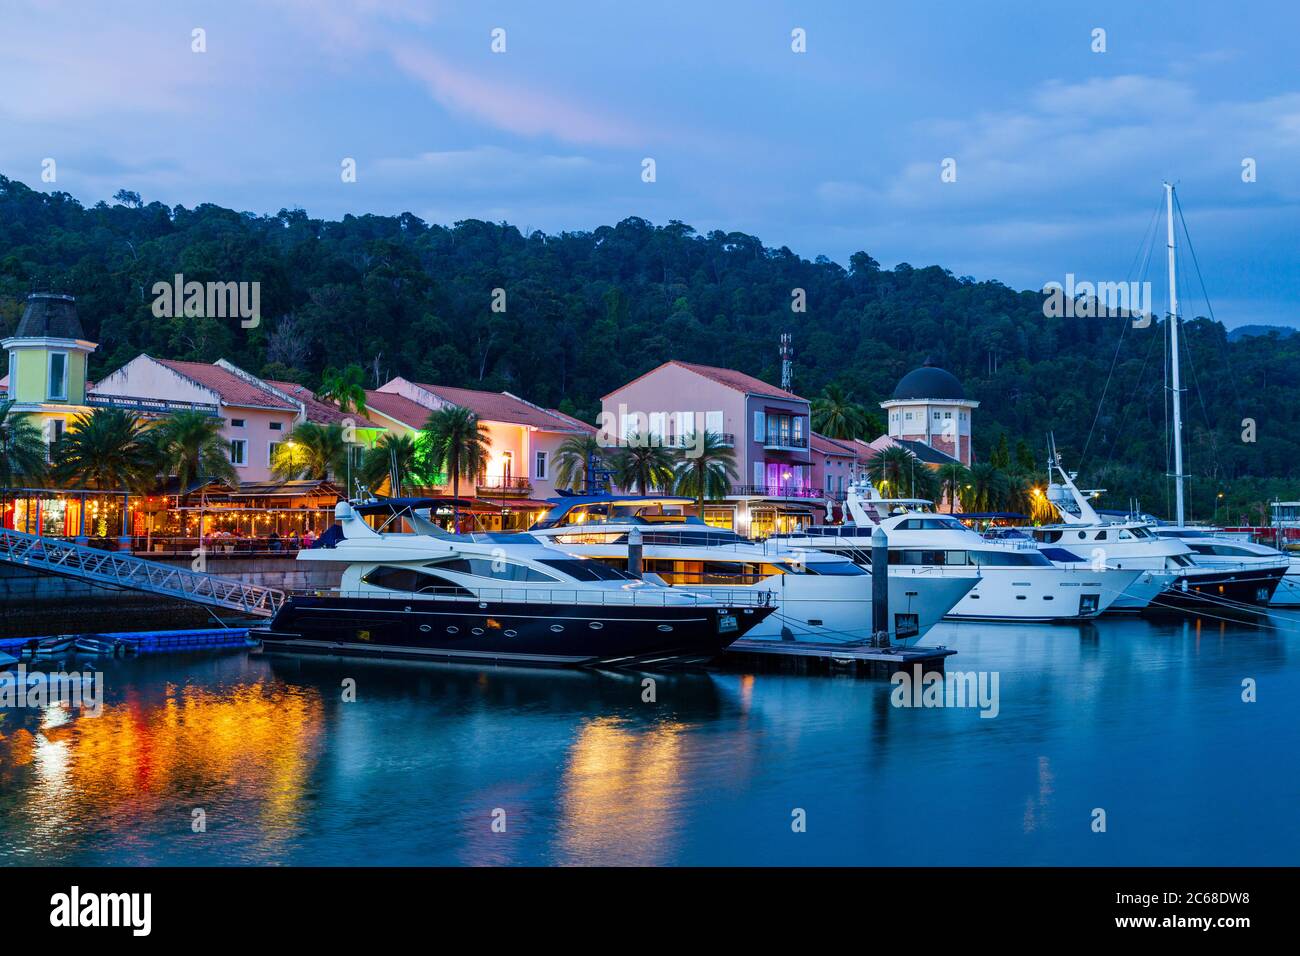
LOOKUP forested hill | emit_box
[2,175,1298,516]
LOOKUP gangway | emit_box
[0,527,286,618]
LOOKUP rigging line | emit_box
[1173,195,1227,477]
[1079,198,1163,471]
[1102,313,1162,473]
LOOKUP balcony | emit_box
[657,433,735,449]
[476,476,534,496]
[87,393,221,417]
[728,484,824,501]
[761,429,808,451]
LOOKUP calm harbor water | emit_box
[1,613,1296,866]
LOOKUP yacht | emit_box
[251,499,776,667]
[526,495,977,646]
[773,479,1148,622]
[1029,452,1279,610]
[1149,527,1290,607]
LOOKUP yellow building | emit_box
[2,292,97,449]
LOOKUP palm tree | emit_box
[961,462,1010,513]
[359,432,428,497]
[553,433,607,492]
[0,400,48,488]
[317,364,368,415]
[423,406,490,530]
[610,434,676,494]
[672,431,739,514]
[150,410,237,491]
[52,409,156,491]
[866,444,937,500]
[936,462,972,513]
[271,422,349,481]
[811,384,878,440]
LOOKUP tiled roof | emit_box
[414,384,587,431]
[154,358,296,410]
[893,437,962,466]
[543,408,597,433]
[810,431,858,457]
[605,360,805,402]
[265,379,382,428]
[364,390,434,429]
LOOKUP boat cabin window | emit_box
[967,550,1053,567]
[430,557,561,583]
[537,558,639,582]
[362,566,476,597]
[889,549,973,567]
[1032,529,1062,543]
[895,517,965,531]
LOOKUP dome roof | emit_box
[892,359,964,401]
[15,293,85,340]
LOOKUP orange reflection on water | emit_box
[557,716,688,864]
[1,680,323,859]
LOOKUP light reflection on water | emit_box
[0,613,1296,865]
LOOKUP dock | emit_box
[0,627,254,656]
[721,639,956,677]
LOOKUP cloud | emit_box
[388,46,644,148]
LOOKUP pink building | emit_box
[601,360,824,537]
[368,378,593,501]
[91,356,384,483]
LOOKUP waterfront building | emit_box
[602,360,821,537]
[370,378,593,503]
[91,357,384,483]
[877,358,978,466]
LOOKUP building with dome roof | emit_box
[877,358,978,465]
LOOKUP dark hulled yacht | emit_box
[252,500,774,667]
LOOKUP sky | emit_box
[2,0,1299,327]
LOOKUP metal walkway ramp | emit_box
[0,527,286,618]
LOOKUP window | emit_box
[933,411,941,420]
[753,410,765,440]
[7,352,16,394]
[230,418,246,428]
[269,422,283,431]
[268,442,280,466]
[433,557,559,583]
[944,411,952,419]
[230,439,247,466]
[48,351,68,401]
[537,558,637,582]
[535,450,547,480]
[362,566,475,597]
[705,410,724,435]
[905,411,913,421]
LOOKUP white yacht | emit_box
[1027,452,1268,611]
[526,495,976,646]
[1149,527,1290,607]
[773,479,1148,622]
[251,499,777,667]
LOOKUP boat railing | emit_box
[288,586,776,608]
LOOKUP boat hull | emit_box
[1148,565,1287,612]
[944,567,1143,622]
[252,594,773,667]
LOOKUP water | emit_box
[1,613,1296,865]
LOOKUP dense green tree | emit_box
[52,409,155,491]
[610,436,676,494]
[150,409,237,490]
[811,384,879,440]
[553,434,607,492]
[423,407,490,528]
[271,422,349,482]
[672,432,739,513]
[0,401,47,487]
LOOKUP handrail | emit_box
[290,585,775,608]
[0,526,286,617]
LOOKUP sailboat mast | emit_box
[1164,181,1186,526]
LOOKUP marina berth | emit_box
[251,500,775,667]
[526,494,976,646]
[1037,450,1288,610]
[774,478,1146,621]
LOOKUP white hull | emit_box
[946,567,1144,621]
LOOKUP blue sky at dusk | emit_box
[3,1,1298,327]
